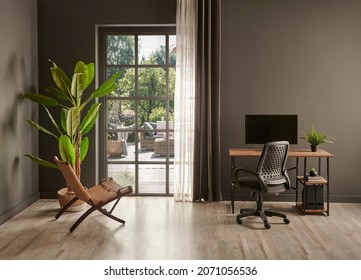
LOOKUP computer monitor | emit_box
[245,114,298,144]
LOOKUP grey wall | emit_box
[31,0,361,202]
[38,0,176,197]
[0,0,39,224]
[221,0,361,202]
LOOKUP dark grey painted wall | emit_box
[221,0,361,202]
[38,0,177,197]
[0,0,39,224]
[34,0,361,202]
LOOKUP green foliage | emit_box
[107,35,176,128]
[107,35,135,65]
[149,107,166,123]
[24,60,119,178]
[301,125,335,146]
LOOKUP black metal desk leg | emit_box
[231,156,235,214]
[327,157,330,216]
[296,157,299,203]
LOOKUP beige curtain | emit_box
[174,0,197,202]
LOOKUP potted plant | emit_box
[301,125,334,152]
[23,60,120,210]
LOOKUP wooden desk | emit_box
[229,148,333,215]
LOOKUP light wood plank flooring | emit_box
[0,197,361,260]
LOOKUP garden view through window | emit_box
[98,27,176,195]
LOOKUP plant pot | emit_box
[57,187,86,212]
[310,144,318,152]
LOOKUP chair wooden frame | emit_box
[54,156,133,233]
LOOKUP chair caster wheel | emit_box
[264,222,271,229]
[236,215,243,224]
[284,218,290,224]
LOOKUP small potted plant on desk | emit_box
[301,125,335,152]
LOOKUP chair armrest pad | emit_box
[117,186,133,196]
[234,167,259,178]
[99,177,113,183]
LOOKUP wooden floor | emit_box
[0,197,361,260]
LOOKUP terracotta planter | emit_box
[57,187,86,212]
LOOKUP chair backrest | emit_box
[54,156,92,203]
[256,141,290,186]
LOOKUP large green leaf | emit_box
[71,73,86,101]
[80,137,89,162]
[50,66,71,94]
[61,108,68,133]
[43,106,62,136]
[44,86,69,101]
[80,103,101,135]
[90,71,121,99]
[73,61,87,75]
[25,154,58,169]
[66,107,80,137]
[23,93,58,106]
[26,120,58,139]
[59,135,75,166]
[85,63,95,89]
[73,61,94,90]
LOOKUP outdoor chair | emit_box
[54,156,133,233]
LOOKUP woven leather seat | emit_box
[54,156,133,233]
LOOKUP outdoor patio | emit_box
[107,141,174,194]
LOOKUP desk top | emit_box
[229,148,333,158]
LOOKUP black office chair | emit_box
[234,141,291,229]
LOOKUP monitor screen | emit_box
[245,114,298,144]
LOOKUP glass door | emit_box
[98,26,176,195]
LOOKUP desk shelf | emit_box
[296,176,329,216]
[296,176,328,185]
[296,202,327,214]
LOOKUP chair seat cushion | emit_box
[237,176,288,194]
[237,176,263,191]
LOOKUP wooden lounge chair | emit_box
[54,156,133,233]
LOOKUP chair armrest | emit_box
[234,167,268,192]
[234,167,259,178]
[99,177,113,183]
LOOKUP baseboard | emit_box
[0,193,40,225]
[226,193,361,203]
[40,192,58,199]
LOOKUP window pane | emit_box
[138,100,166,126]
[108,164,135,188]
[169,67,176,98]
[139,164,166,193]
[107,35,135,65]
[169,35,176,65]
[169,164,174,194]
[107,99,136,127]
[107,68,135,97]
[107,131,135,161]
[139,35,165,65]
[138,68,166,97]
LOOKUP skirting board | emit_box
[227,193,361,203]
[0,193,40,225]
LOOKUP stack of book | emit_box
[305,175,323,181]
